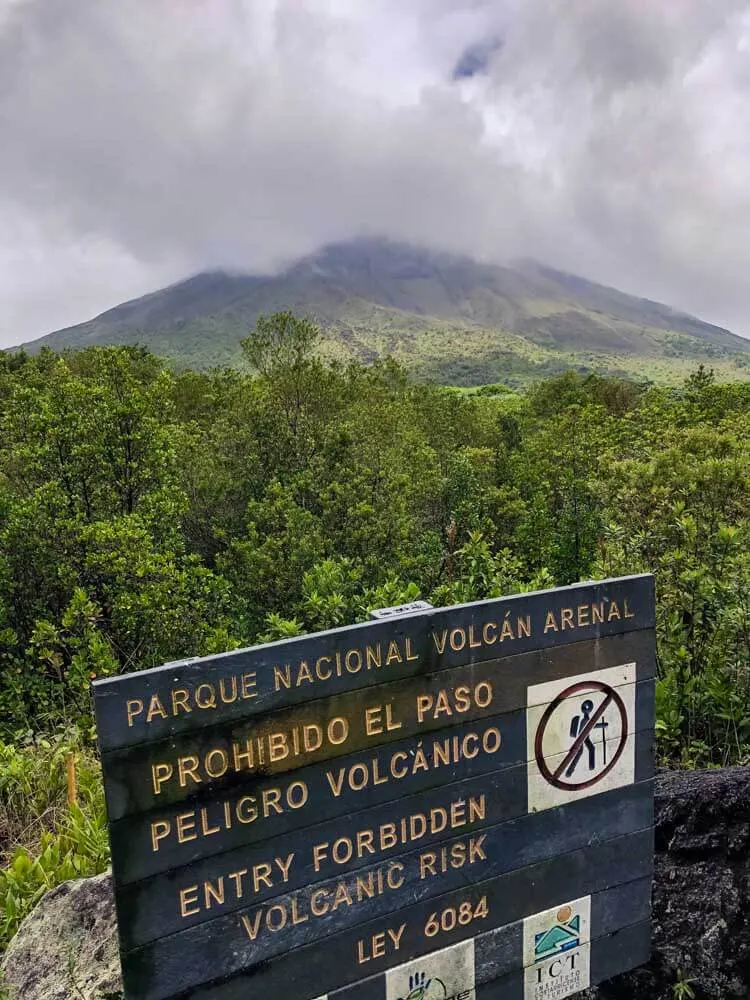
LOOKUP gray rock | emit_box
[2,766,750,1000]
[1,871,121,1000]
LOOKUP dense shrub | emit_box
[0,329,748,952]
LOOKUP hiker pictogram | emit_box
[534,680,628,791]
[565,697,612,776]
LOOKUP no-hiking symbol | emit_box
[535,681,628,791]
[526,664,637,812]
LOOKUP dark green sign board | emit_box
[92,574,656,1000]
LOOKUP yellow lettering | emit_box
[434,690,451,717]
[311,888,329,916]
[233,739,254,771]
[195,684,217,710]
[468,794,486,823]
[126,698,143,727]
[252,863,273,893]
[171,689,191,716]
[449,628,466,651]
[276,853,294,882]
[476,681,493,708]
[267,904,287,931]
[385,704,401,732]
[176,812,198,843]
[146,694,168,723]
[544,611,559,633]
[204,879,225,909]
[431,630,448,655]
[200,808,220,837]
[365,705,384,736]
[152,762,173,795]
[269,732,289,762]
[205,748,228,778]
[345,649,363,674]
[228,869,247,899]
[296,661,313,685]
[365,644,382,669]
[178,755,201,788]
[386,641,403,665]
[240,673,257,700]
[332,882,353,909]
[150,820,170,852]
[500,616,514,641]
[274,665,291,690]
[391,752,408,778]
[179,885,200,918]
[416,694,432,723]
[219,677,238,704]
[237,795,258,823]
[316,656,333,680]
[240,911,263,940]
[313,843,329,872]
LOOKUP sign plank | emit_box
[93,576,654,752]
[91,577,657,1000]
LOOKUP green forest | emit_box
[0,312,748,952]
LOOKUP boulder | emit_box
[0,871,121,1000]
[2,766,750,1000]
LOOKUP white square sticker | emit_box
[523,895,591,1000]
[386,939,475,1000]
[527,663,637,813]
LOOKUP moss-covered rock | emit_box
[1,871,120,1000]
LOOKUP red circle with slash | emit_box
[534,680,628,790]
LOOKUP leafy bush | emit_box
[0,730,109,951]
[0,336,748,954]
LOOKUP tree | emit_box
[241,311,320,377]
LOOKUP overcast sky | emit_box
[2,0,750,346]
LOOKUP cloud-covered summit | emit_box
[1,0,750,344]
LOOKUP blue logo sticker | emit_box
[533,905,582,963]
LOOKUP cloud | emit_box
[1,0,750,343]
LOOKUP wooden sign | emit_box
[92,574,656,1000]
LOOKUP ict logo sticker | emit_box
[533,904,581,963]
[523,896,592,1000]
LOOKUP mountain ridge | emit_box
[21,239,750,385]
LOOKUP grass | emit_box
[0,730,109,952]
